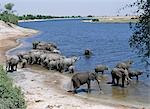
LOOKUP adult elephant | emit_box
[95,65,108,75]
[128,70,143,81]
[20,59,27,68]
[111,68,131,87]
[61,56,80,71]
[6,57,19,72]
[71,72,102,93]
[32,41,40,49]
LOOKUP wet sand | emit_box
[1,20,149,109]
[8,66,143,109]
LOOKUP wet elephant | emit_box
[111,68,131,87]
[71,72,102,93]
[128,70,143,81]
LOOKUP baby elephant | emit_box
[95,65,108,75]
[71,72,102,93]
[128,70,143,81]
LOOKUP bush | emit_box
[0,13,18,25]
[0,65,26,109]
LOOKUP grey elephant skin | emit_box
[111,68,131,87]
[71,72,102,93]
[128,70,143,81]
[6,57,19,72]
[95,65,108,75]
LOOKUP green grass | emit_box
[0,65,26,109]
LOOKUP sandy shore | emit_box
[0,20,146,109]
[0,20,38,63]
[8,66,141,109]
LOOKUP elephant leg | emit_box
[111,74,116,85]
[72,79,80,93]
[87,81,91,93]
[136,76,139,81]
[121,76,125,87]
[72,81,78,93]
[11,65,14,72]
[116,78,119,86]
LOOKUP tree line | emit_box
[0,3,81,24]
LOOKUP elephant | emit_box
[17,52,30,64]
[35,42,57,51]
[42,54,64,69]
[95,65,108,75]
[20,59,27,68]
[68,65,75,73]
[38,53,48,65]
[71,72,102,93]
[61,56,80,71]
[32,41,40,49]
[48,60,58,70]
[84,49,92,56]
[111,68,131,87]
[6,57,19,72]
[128,70,143,81]
[116,60,133,70]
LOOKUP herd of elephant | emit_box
[5,41,143,94]
[6,41,79,73]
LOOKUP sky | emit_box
[0,0,136,16]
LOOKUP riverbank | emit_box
[0,20,38,63]
[8,66,143,109]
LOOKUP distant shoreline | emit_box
[19,16,138,23]
[18,17,82,23]
[82,16,138,23]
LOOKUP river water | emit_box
[9,19,150,107]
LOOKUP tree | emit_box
[0,3,18,24]
[129,0,150,75]
[4,3,14,12]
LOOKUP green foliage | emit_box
[18,14,81,20]
[0,65,26,109]
[0,3,18,24]
[4,3,14,12]
[128,0,150,73]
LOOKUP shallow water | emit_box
[9,19,150,106]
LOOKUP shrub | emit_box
[0,65,26,109]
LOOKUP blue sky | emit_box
[0,0,136,16]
